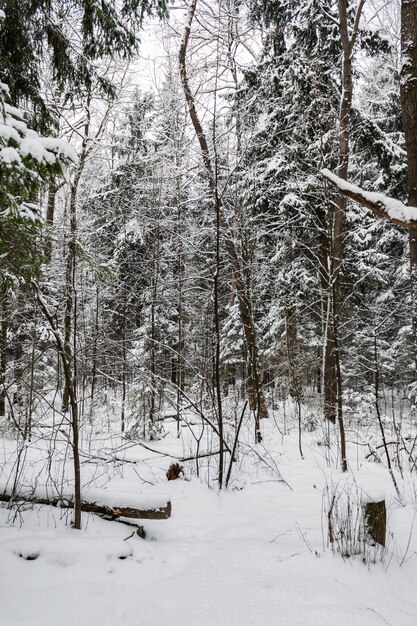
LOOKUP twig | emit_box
[225,400,247,488]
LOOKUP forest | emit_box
[0,0,417,624]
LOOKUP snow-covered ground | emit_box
[0,407,416,626]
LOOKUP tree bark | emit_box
[324,0,365,425]
[89,284,99,418]
[0,300,7,417]
[62,133,88,412]
[175,181,185,433]
[401,0,417,378]
[363,499,386,547]
[44,182,57,264]
[322,0,364,473]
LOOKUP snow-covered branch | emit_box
[321,168,417,227]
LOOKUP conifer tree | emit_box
[0,0,168,126]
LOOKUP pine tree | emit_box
[240,0,340,406]
[0,80,76,416]
[0,0,168,127]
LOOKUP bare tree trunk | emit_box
[25,339,35,442]
[324,0,365,426]
[410,229,417,377]
[322,0,364,471]
[121,340,126,434]
[35,289,82,529]
[401,0,417,378]
[46,112,91,530]
[90,284,99,416]
[214,178,225,487]
[322,1,417,425]
[149,275,157,425]
[175,172,185,434]
[62,189,76,411]
[0,299,7,417]
[44,182,58,264]
[119,291,128,434]
[179,0,225,481]
[285,306,303,459]
[62,122,89,411]
[179,0,268,446]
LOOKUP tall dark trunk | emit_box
[58,115,89,528]
[322,0,364,471]
[62,175,79,411]
[149,275,157,425]
[175,174,185,434]
[324,0,364,425]
[62,122,89,411]
[44,182,57,264]
[25,340,35,442]
[90,284,99,417]
[119,287,128,434]
[401,0,417,378]
[0,300,7,417]
[410,229,417,377]
[324,3,351,423]
[322,1,417,417]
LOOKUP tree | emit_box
[0,0,169,531]
[0,0,168,126]
[400,0,417,376]
[242,0,340,402]
[179,0,269,458]
[322,0,417,383]
[0,80,76,415]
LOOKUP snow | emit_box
[321,168,417,224]
[84,487,169,511]
[20,137,54,163]
[0,482,169,512]
[4,103,25,120]
[0,146,22,164]
[42,136,78,163]
[19,203,42,221]
[361,489,386,505]
[0,123,20,143]
[0,412,416,626]
[0,83,78,174]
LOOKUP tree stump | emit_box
[363,497,386,547]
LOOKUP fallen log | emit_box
[0,491,171,520]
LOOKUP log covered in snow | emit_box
[0,489,171,520]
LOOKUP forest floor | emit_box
[0,400,416,626]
